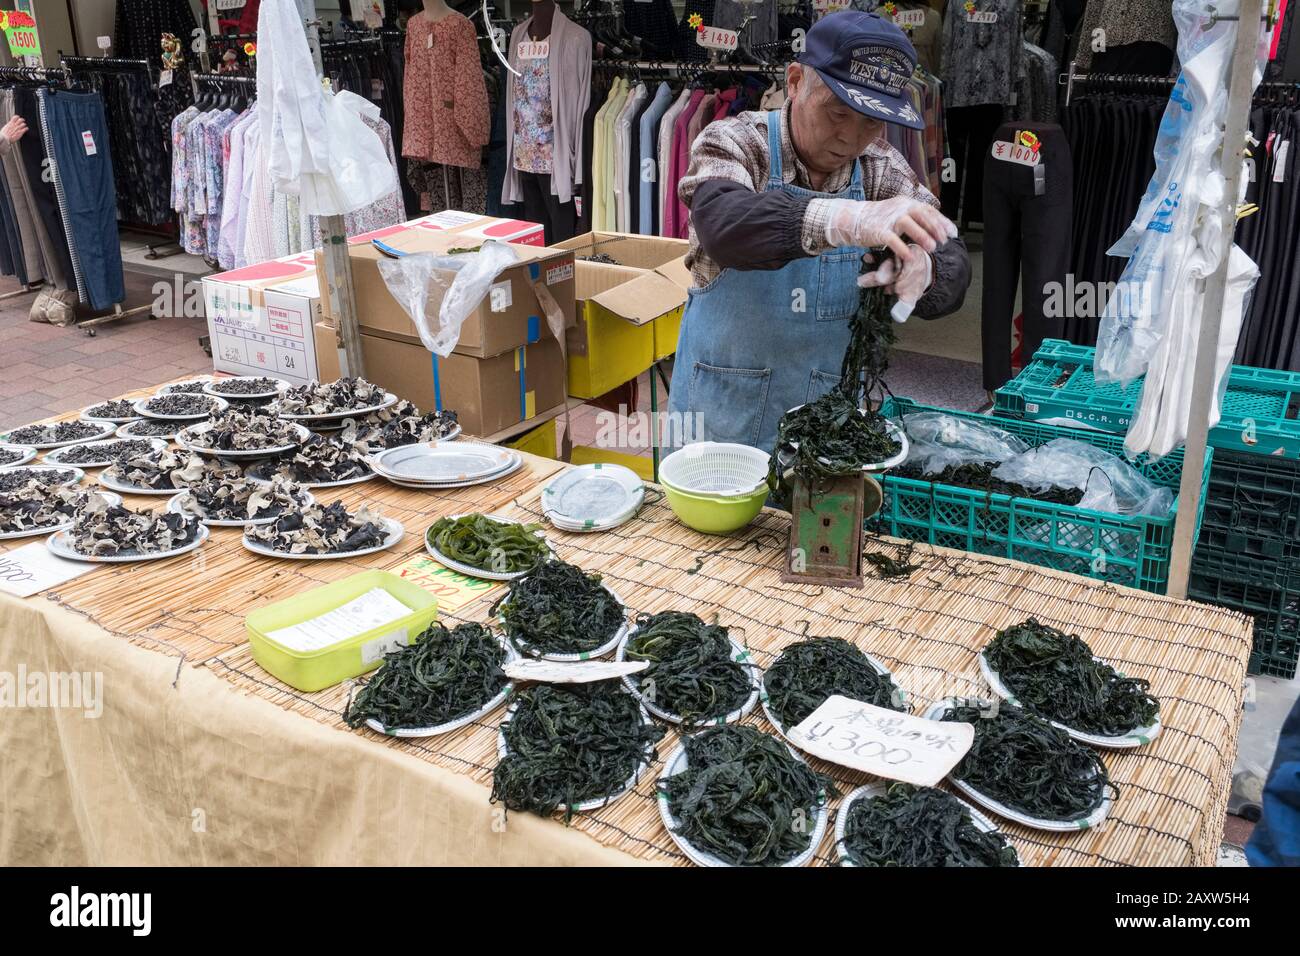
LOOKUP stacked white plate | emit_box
[368,441,522,489]
[541,464,644,532]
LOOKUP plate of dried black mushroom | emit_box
[340,400,460,450]
[1,419,117,450]
[424,513,552,581]
[0,465,84,491]
[245,433,375,487]
[835,782,1019,867]
[657,724,833,867]
[47,496,207,562]
[493,682,663,818]
[168,475,313,527]
[615,610,759,726]
[495,559,629,661]
[924,697,1115,831]
[0,444,37,468]
[158,376,216,395]
[134,393,229,422]
[115,419,180,440]
[347,621,518,738]
[202,376,291,400]
[0,486,123,540]
[79,399,142,424]
[241,501,404,559]
[979,618,1162,748]
[760,636,907,743]
[45,437,168,469]
[100,448,219,495]
[271,377,398,421]
[176,410,309,459]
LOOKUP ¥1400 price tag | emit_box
[788,695,975,786]
[695,26,738,52]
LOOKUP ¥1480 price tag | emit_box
[894,9,927,28]
[788,695,975,786]
[695,26,738,52]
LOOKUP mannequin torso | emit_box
[529,0,556,42]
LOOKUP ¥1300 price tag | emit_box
[788,695,975,786]
[695,26,739,52]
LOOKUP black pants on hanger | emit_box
[941,104,1003,227]
[981,122,1073,391]
[519,171,577,246]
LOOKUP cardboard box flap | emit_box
[653,255,693,292]
[589,270,688,325]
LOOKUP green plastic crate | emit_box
[995,339,1300,456]
[875,398,1212,594]
[1199,448,1300,550]
[1187,550,1300,680]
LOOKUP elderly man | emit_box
[668,11,971,453]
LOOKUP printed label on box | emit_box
[545,262,574,285]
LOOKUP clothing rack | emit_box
[592,58,787,76]
[1062,63,1300,106]
[59,55,153,75]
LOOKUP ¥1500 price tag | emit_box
[788,695,975,786]
[695,26,738,52]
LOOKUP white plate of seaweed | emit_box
[44,437,168,469]
[0,444,37,468]
[423,513,554,582]
[46,522,210,564]
[834,783,1020,867]
[977,651,1162,749]
[202,376,291,400]
[921,698,1114,832]
[1,419,117,450]
[167,487,316,528]
[240,516,405,561]
[79,399,142,424]
[496,583,630,662]
[758,648,904,746]
[615,625,760,726]
[176,420,310,459]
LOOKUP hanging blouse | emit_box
[402,11,491,169]
[512,53,554,174]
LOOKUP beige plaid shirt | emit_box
[677,101,939,287]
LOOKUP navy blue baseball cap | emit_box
[798,11,923,130]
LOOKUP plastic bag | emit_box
[991,438,1174,517]
[375,241,521,357]
[899,412,1031,474]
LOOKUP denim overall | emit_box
[667,111,866,455]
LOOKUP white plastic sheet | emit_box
[899,412,1030,473]
[992,438,1174,517]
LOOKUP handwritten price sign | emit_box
[966,10,998,23]
[789,695,974,786]
[0,543,96,598]
[894,9,927,27]
[0,10,41,58]
[695,26,738,52]
[394,553,501,613]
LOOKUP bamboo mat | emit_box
[2,388,1253,867]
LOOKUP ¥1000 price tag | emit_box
[788,695,974,786]
[518,40,549,60]
[695,26,738,52]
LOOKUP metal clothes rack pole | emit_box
[1167,0,1266,599]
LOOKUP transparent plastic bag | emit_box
[898,412,1031,473]
[375,241,521,357]
[991,438,1174,517]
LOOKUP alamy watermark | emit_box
[1042,275,1153,319]
[0,666,102,718]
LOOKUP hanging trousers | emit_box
[13,88,76,292]
[981,122,1073,391]
[518,171,577,246]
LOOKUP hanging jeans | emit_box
[38,89,124,310]
[981,122,1072,391]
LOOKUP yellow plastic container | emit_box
[245,570,439,692]
[506,416,558,459]
[652,305,684,362]
[567,301,657,399]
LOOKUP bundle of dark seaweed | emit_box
[892,461,1084,506]
[68,496,200,556]
[938,702,1111,821]
[3,420,110,447]
[763,636,903,729]
[341,399,458,451]
[274,377,388,417]
[105,448,216,491]
[47,439,158,466]
[245,500,389,555]
[983,619,1159,736]
[82,399,139,421]
[659,724,834,866]
[492,682,663,820]
[498,559,625,656]
[179,474,306,523]
[247,434,371,485]
[426,513,548,575]
[188,408,303,452]
[0,468,77,493]
[624,610,753,724]
[138,393,222,419]
[346,622,509,731]
[840,285,896,407]
[839,783,1018,867]
[0,483,97,534]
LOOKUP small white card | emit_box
[504,659,649,684]
[967,10,998,23]
[695,26,739,52]
[159,69,174,88]
[518,40,549,60]
[266,587,412,653]
[82,131,97,156]
[788,695,974,786]
[96,36,112,50]
[991,140,1040,167]
[0,543,98,598]
[895,9,927,27]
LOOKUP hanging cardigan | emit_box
[402,11,491,169]
[502,10,592,206]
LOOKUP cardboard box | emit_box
[313,322,566,438]
[202,252,322,385]
[316,219,575,360]
[553,232,691,399]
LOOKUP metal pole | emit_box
[1166,0,1264,599]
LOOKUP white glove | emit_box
[822,196,957,261]
[859,246,933,322]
